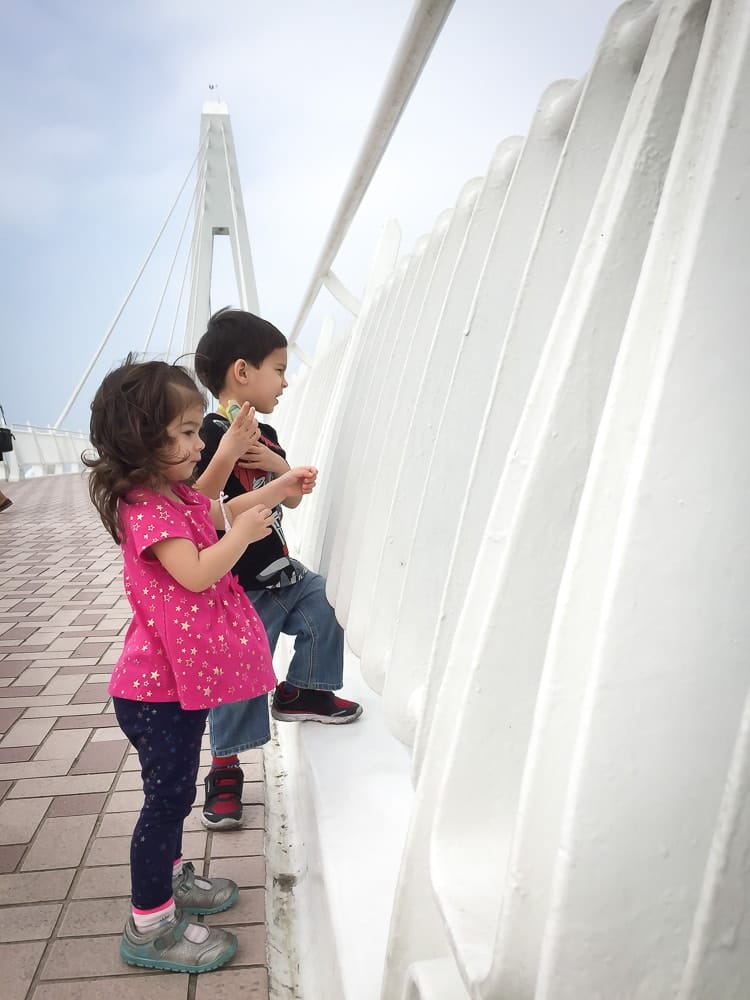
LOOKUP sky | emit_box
[0,0,618,432]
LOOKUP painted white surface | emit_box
[270,0,750,996]
[183,100,260,357]
[0,424,89,481]
[268,647,412,1000]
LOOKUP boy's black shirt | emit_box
[197,413,306,591]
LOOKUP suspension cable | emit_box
[143,142,209,355]
[167,165,207,364]
[54,136,210,428]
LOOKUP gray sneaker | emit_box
[120,911,237,973]
[173,861,239,915]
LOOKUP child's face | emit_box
[162,403,205,481]
[237,348,288,415]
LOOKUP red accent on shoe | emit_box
[211,754,240,769]
[202,767,244,829]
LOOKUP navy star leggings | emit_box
[113,698,209,910]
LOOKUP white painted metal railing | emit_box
[1,425,89,481]
[273,0,750,996]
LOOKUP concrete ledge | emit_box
[268,647,413,1000]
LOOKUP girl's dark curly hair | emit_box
[83,354,205,543]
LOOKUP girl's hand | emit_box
[217,402,260,463]
[278,466,318,497]
[232,504,275,543]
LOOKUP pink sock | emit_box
[132,897,176,932]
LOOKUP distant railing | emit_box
[274,0,750,997]
[1,425,89,481]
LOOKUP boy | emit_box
[194,308,362,830]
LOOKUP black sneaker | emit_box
[271,684,363,725]
[201,766,244,831]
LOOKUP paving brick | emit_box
[113,770,142,791]
[14,667,59,687]
[74,643,113,659]
[204,887,265,926]
[40,933,159,979]
[31,975,191,1000]
[105,789,144,812]
[0,760,70,780]
[0,868,75,904]
[0,687,45,699]
[0,662,29,679]
[71,681,111,704]
[40,674,85,697]
[86,831,206,867]
[0,844,26,873]
[0,940,46,1000]
[34,728,90,762]
[57,895,130,937]
[210,829,264,857]
[229,923,266,966]
[69,738,127,775]
[71,864,130,899]
[0,746,35,762]
[54,713,120,728]
[0,796,52,845]
[0,706,24,731]
[22,814,97,871]
[8,774,114,798]
[208,856,265,889]
[0,902,61,942]
[0,716,55,748]
[194,967,268,999]
[47,793,107,818]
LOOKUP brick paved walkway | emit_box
[0,476,270,1000]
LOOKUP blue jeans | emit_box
[208,571,344,756]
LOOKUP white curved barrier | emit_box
[272,1,749,996]
[1,424,89,482]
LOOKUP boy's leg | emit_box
[202,695,272,830]
[250,572,362,724]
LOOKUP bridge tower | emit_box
[183,101,259,356]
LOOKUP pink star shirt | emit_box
[109,483,275,710]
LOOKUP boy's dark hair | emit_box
[193,308,287,397]
[83,353,206,543]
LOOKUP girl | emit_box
[85,355,316,974]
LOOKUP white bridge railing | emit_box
[1,425,89,481]
[273,0,750,996]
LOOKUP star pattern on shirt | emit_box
[111,484,275,709]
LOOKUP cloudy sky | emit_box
[0,0,617,431]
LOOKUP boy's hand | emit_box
[232,503,275,543]
[278,466,318,498]
[237,439,287,474]
[217,403,260,463]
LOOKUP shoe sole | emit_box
[179,883,240,916]
[200,813,243,831]
[120,936,237,973]
[271,706,363,724]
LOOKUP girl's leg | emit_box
[113,698,206,910]
[113,698,238,973]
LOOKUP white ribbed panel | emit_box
[268,0,750,995]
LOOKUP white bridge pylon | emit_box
[183,101,260,358]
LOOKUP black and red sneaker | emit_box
[271,683,363,725]
[201,766,244,830]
